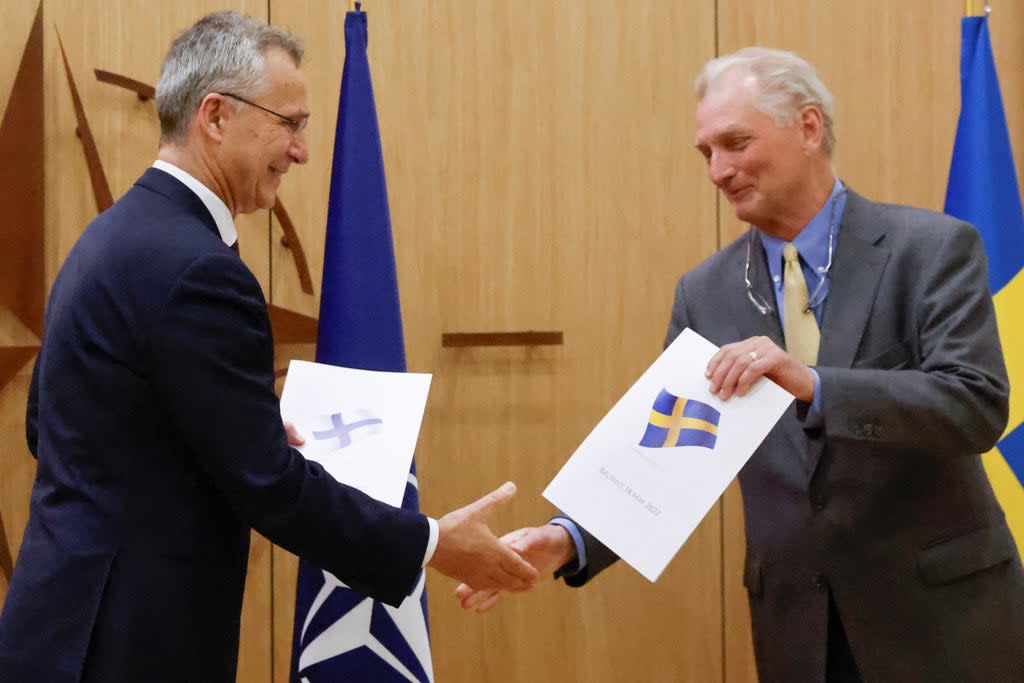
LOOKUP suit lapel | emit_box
[817,191,891,369]
[735,228,785,346]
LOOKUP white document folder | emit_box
[543,328,793,581]
[279,359,431,507]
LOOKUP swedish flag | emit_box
[945,14,1024,550]
[639,390,720,450]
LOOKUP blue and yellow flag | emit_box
[944,14,1024,550]
[639,390,721,450]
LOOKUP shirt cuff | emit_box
[804,368,824,428]
[549,517,587,576]
[422,517,439,567]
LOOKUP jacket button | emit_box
[814,575,828,589]
[812,496,826,510]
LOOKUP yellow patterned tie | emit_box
[783,242,820,365]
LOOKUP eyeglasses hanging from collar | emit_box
[744,188,846,316]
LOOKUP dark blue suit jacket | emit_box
[0,168,429,682]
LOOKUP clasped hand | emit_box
[427,482,541,593]
[455,523,575,613]
[284,420,539,593]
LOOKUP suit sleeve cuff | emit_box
[422,517,439,567]
[549,517,587,577]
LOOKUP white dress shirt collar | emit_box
[152,159,237,248]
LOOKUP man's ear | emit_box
[799,105,825,154]
[195,93,229,142]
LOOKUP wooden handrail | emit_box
[441,331,563,347]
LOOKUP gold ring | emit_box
[748,350,759,361]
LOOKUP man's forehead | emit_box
[696,75,761,139]
[695,93,758,142]
[263,50,310,108]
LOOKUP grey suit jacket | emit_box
[564,191,1024,682]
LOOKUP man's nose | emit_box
[707,152,734,186]
[290,130,309,165]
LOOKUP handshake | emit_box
[283,423,574,610]
[424,481,577,613]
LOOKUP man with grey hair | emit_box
[0,11,537,682]
[458,47,1024,681]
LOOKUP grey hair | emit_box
[695,47,836,157]
[155,11,304,145]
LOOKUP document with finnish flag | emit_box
[543,328,793,582]
[279,360,431,507]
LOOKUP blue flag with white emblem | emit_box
[944,14,1024,551]
[290,6,434,682]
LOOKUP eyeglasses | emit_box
[219,92,308,134]
[744,188,845,316]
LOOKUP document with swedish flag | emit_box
[544,328,793,581]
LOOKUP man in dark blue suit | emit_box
[0,11,537,682]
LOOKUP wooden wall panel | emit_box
[2,2,1020,682]
[0,2,39,112]
[717,2,1024,680]
[0,0,43,601]
[272,2,718,682]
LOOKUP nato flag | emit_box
[290,6,434,682]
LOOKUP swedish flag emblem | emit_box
[639,390,720,449]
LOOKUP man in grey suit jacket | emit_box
[457,47,1024,682]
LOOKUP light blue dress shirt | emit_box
[758,178,846,420]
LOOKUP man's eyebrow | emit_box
[697,125,754,147]
[711,124,751,138]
